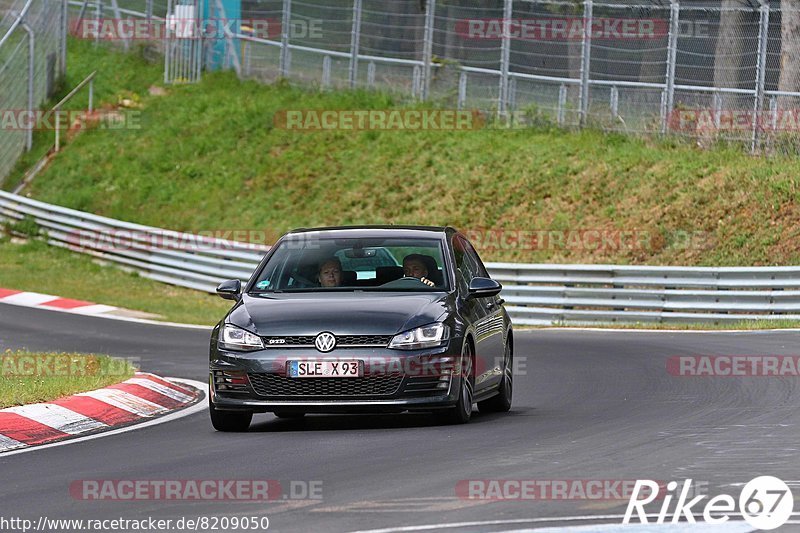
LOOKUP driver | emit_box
[402,254,435,287]
[317,258,343,287]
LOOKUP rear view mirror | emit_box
[344,248,377,259]
[216,279,242,301]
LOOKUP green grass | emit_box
[10,40,800,267]
[0,239,232,325]
[0,350,137,408]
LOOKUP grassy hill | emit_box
[5,38,800,267]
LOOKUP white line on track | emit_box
[0,378,206,457]
[347,513,800,533]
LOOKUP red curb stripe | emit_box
[0,288,22,299]
[135,373,194,395]
[41,297,94,309]
[0,412,70,445]
[51,396,142,426]
[106,383,185,409]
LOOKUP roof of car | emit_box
[285,226,455,239]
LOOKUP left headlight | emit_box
[219,324,264,352]
[389,323,449,350]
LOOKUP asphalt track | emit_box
[1,302,799,532]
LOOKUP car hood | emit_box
[228,292,453,336]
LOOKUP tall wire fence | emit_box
[7,0,800,164]
[231,0,800,153]
[0,0,67,182]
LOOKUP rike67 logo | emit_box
[624,477,793,530]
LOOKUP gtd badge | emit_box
[314,332,336,353]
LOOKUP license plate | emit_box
[287,360,363,378]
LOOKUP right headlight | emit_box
[389,323,449,350]
[219,324,264,352]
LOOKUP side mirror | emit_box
[216,279,242,301]
[467,277,502,299]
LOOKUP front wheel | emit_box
[209,403,253,432]
[478,339,513,413]
[436,341,474,425]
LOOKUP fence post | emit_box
[279,0,292,78]
[558,84,567,125]
[95,0,103,47]
[60,0,68,78]
[21,21,34,152]
[146,0,153,21]
[662,0,679,134]
[498,0,512,117]
[348,0,363,89]
[367,61,376,88]
[421,0,436,101]
[751,1,769,153]
[579,0,593,125]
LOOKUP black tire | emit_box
[436,340,474,425]
[209,403,253,432]
[273,411,306,419]
[478,338,513,413]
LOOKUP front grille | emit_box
[261,335,392,348]
[248,373,403,397]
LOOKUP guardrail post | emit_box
[579,0,592,125]
[348,0,363,89]
[662,0,679,134]
[322,55,331,88]
[751,1,769,153]
[498,0,512,118]
[610,85,618,117]
[421,0,436,101]
[458,71,468,109]
[279,0,292,78]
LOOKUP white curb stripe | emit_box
[2,292,59,306]
[0,434,27,452]
[71,304,118,315]
[3,403,108,435]
[126,378,195,403]
[77,388,169,417]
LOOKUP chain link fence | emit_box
[7,0,800,163]
[233,0,800,153]
[0,0,68,182]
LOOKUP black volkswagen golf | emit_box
[209,226,513,431]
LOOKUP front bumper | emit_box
[209,343,463,414]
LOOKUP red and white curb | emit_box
[0,372,202,454]
[0,288,120,316]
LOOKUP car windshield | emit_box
[249,236,449,293]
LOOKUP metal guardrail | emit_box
[3,190,800,325]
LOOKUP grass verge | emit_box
[0,239,232,325]
[0,350,137,408]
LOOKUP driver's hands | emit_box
[420,277,435,287]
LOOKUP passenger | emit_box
[402,254,435,287]
[318,258,343,287]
